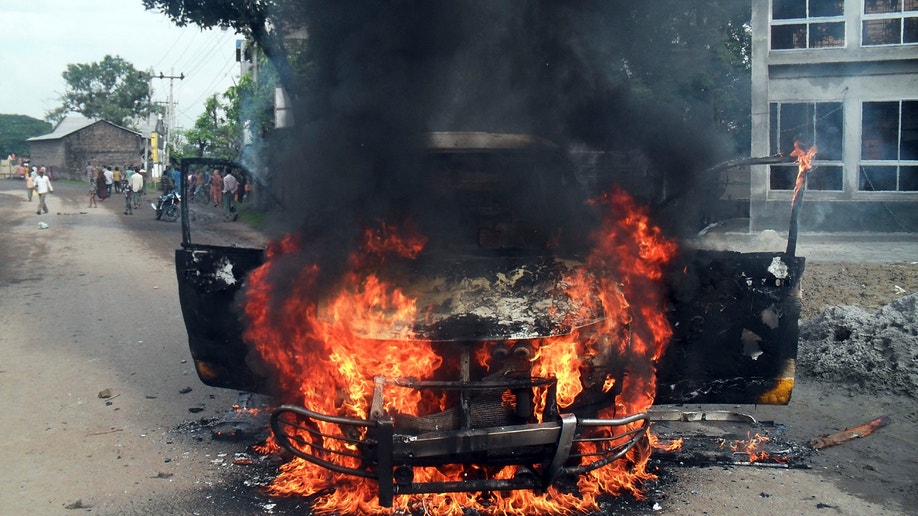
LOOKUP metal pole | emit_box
[144,68,152,173]
[152,71,185,169]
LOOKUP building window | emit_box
[772,0,845,49]
[863,0,918,45]
[860,101,918,191]
[769,102,844,191]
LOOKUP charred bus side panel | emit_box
[176,245,269,393]
[177,245,803,405]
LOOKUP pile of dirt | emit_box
[799,262,918,320]
[798,292,918,397]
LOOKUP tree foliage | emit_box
[612,1,753,152]
[49,55,155,127]
[177,64,276,161]
[179,94,238,160]
[0,114,52,159]
[141,0,302,105]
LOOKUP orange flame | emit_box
[790,141,817,199]
[649,433,683,452]
[241,188,677,514]
[724,433,789,464]
[791,141,817,172]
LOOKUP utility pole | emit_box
[151,70,185,172]
[144,68,153,175]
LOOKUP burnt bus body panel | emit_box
[176,244,270,393]
[657,250,803,405]
[177,244,802,405]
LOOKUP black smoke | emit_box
[260,1,741,298]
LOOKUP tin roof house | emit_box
[27,116,144,180]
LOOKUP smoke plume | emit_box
[261,1,738,297]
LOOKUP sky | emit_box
[0,0,242,130]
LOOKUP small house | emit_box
[27,116,144,180]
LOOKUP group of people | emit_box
[23,166,54,215]
[86,163,146,214]
[166,165,242,222]
[21,160,248,222]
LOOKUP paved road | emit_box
[0,179,281,514]
[690,218,918,263]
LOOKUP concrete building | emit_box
[27,116,144,180]
[750,0,917,232]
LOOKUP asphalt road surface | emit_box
[1,178,912,515]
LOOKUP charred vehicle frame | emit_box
[173,135,804,506]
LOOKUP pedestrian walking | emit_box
[113,167,122,193]
[130,169,145,210]
[222,170,238,221]
[88,169,98,208]
[25,170,35,201]
[194,170,206,202]
[96,167,107,201]
[103,166,114,198]
[123,179,134,215]
[34,167,53,215]
[210,169,223,207]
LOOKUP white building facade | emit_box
[750,0,917,231]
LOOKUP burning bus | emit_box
[173,132,804,514]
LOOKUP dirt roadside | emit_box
[653,228,918,516]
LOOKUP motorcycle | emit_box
[152,188,181,222]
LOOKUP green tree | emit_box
[179,85,251,161]
[141,0,302,109]
[611,1,752,153]
[49,55,155,127]
[0,114,52,159]
[180,94,238,160]
[177,60,277,162]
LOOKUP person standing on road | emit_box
[103,166,114,198]
[88,168,98,208]
[195,170,206,202]
[123,176,134,215]
[130,169,145,210]
[113,167,122,193]
[34,167,53,215]
[210,169,223,208]
[222,170,238,222]
[96,167,107,202]
[25,169,35,201]
[170,165,181,193]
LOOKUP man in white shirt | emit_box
[222,171,238,221]
[103,167,114,197]
[130,170,145,209]
[34,167,53,215]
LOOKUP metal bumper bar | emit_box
[270,403,648,507]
